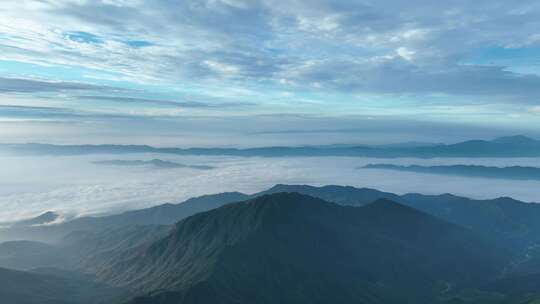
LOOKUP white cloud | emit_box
[2,154,540,223]
[2,0,540,99]
[396,47,415,61]
[530,106,540,113]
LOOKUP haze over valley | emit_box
[3,0,540,303]
[2,137,540,223]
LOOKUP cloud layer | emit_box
[1,0,540,143]
[2,153,540,222]
[2,1,540,97]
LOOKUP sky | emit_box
[1,0,540,146]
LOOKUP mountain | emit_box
[2,135,540,158]
[0,192,250,242]
[95,193,507,304]
[400,194,540,252]
[0,267,124,304]
[4,186,540,302]
[363,164,540,181]
[5,183,540,257]
[62,224,171,274]
[0,240,69,270]
[259,184,403,206]
[92,159,214,170]
[11,211,60,227]
[492,135,537,145]
[411,135,540,157]
[5,183,540,256]
[255,185,540,253]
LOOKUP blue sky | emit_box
[1,0,540,146]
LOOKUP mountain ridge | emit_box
[99,192,507,303]
[2,135,539,158]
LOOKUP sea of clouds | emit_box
[1,154,540,222]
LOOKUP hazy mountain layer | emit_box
[364,164,540,181]
[2,135,540,158]
[92,159,214,170]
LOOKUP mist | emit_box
[2,154,540,223]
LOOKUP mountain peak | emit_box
[110,189,506,304]
[363,197,423,218]
[11,211,59,227]
[492,135,536,144]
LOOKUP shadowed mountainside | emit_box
[0,267,125,304]
[97,193,507,304]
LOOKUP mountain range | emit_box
[2,135,540,158]
[92,159,214,170]
[4,184,540,252]
[3,185,540,303]
[363,164,540,181]
[105,193,507,304]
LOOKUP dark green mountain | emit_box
[5,186,540,303]
[259,184,402,205]
[259,185,540,253]
[0,267,124,304]
[97,193,506,304]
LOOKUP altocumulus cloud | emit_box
[75,96,256,108]
[2,0,540,143]
[0,77,117,93]
[2,0,540,103]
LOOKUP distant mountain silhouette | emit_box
[11,211,59,227]
[98,193,506,304]
[92,159,214,170]
[492,135,537,145]
[2,135,539,158]
[363,164,540,181]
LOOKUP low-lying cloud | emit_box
[2,154,540,223]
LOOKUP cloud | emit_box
[282,57,540,100]
[530,106,540,113]
[0,77,117,93]
[1,153,540,225]
[75,96,256,108]
[1,0,540,141]
[2,0,540,102]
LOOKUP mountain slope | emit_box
[5,183,540,258]
[0,240,70,270]
[259,184,403,206]
[258,185,540,253]
[0,191,249,242]
[0,267,124,304]
[96,193,507,304]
